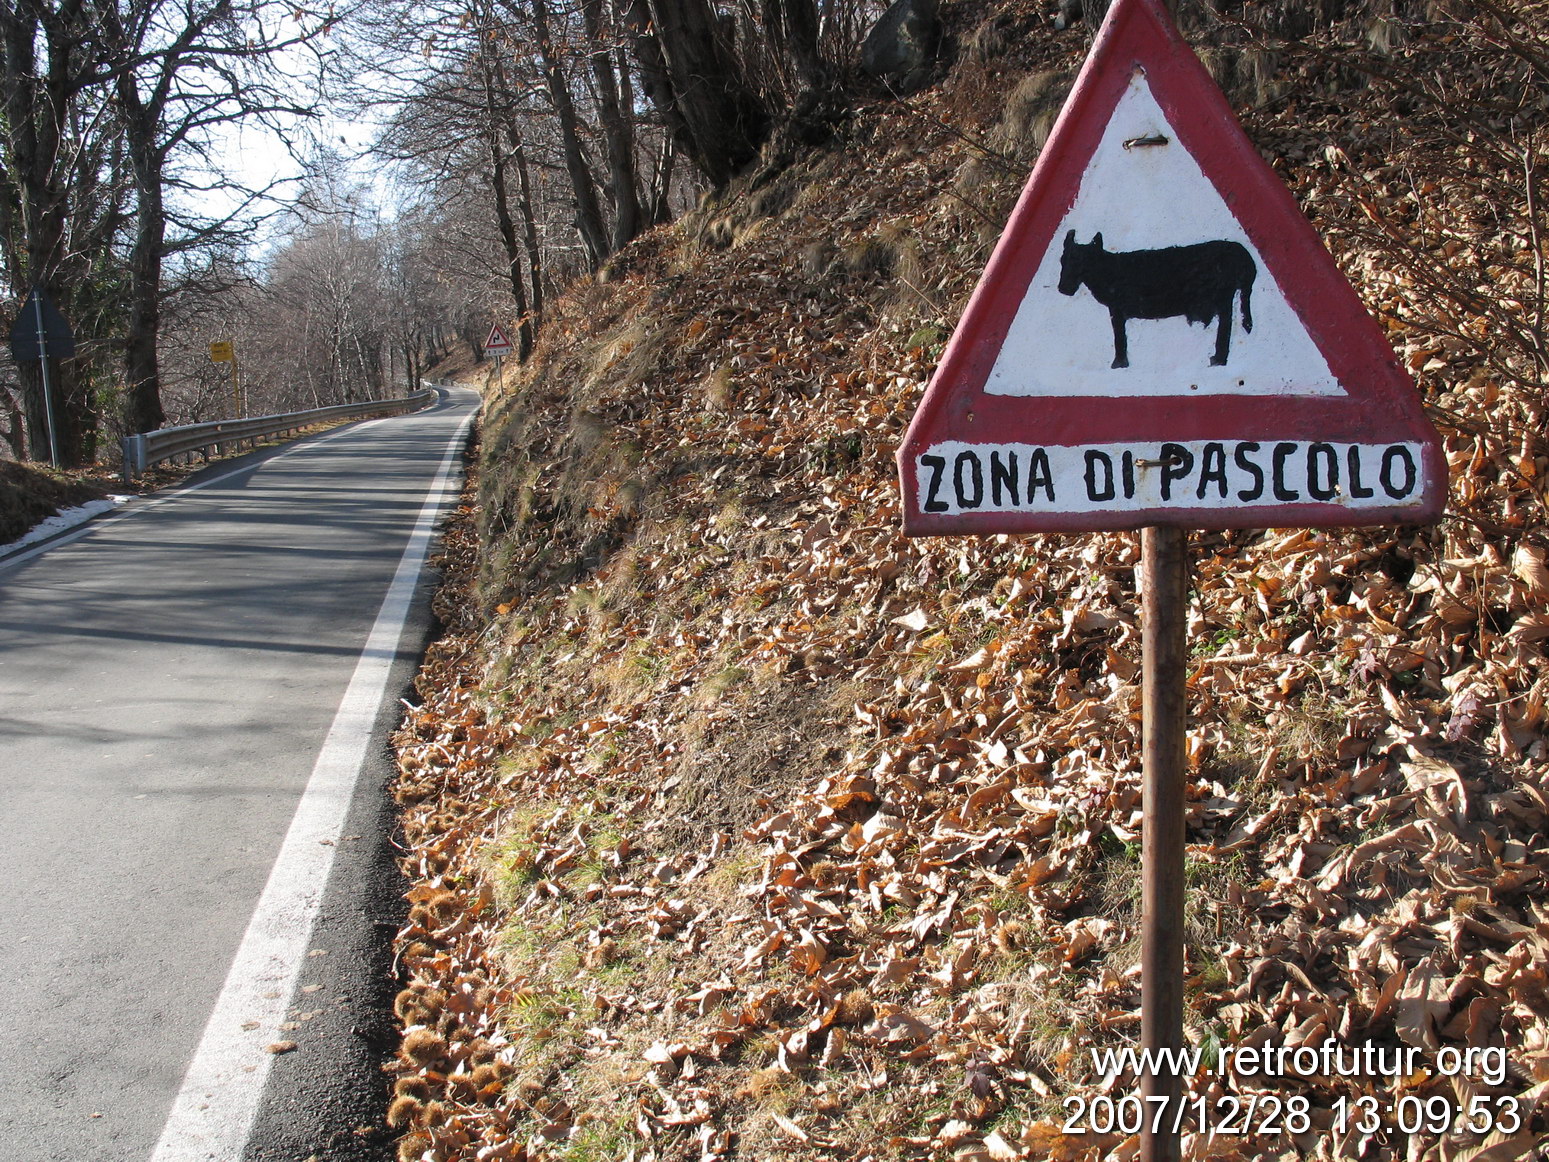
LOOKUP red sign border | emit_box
[897,0,1445,535]
[484,323,515,355]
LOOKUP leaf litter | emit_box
[386,2,1549,1158]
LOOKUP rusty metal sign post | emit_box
[896,0,1444,1154]
[1140,525,1188,1161]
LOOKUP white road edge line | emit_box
[148,404,477,1162]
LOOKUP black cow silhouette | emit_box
[1057,231,1256,369]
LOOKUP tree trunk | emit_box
[649,132,676,224]
[122,145,169,434]
[16,353,92,466]
[511,131,546,322]
[623,0,769,187]
[52,359,95,466]
[0,384,25,458]
[480,41,535,359]
[761,0,825,93]
[0,3,101,465]
[525,0,613,267]
[620,0,695,175]
[752,0,840,179]
[490,147,535,360]
[17,363,51,462]
[581,0,644,252]
[402,340,424,390]
[102,4,171,437]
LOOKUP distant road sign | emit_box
[8,287,75,363]
[483,324,514,356]
[209,341,234,362]
[899,0,1443,535]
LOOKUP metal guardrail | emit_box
[120,387,439,482]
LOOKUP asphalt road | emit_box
[0,386,479,1161]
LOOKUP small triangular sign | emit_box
[484,323,514,355]
[899,0,1444,535]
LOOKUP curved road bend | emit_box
[0,386,480,1161]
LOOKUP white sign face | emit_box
[915,439,1426,517]
[985,71,1344,399]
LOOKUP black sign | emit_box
[9,287,76,362]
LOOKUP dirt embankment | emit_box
[0,461,114,545]
[386,3,1549,1159]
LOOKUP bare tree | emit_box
[579,0,643,251]
[0,0,124,463]
[623,0,768,188]
[509,0,612,266]
[473,11,540,356]
[381,207,461,388]
[356,0,627,344]
[89,0,329,436]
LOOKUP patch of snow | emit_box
[0,495,132,557]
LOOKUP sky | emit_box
[177,35,395,253]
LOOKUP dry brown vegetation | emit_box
[387,1,1549,1158]
[0,461,111,544]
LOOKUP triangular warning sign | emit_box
[484,323,515,355]
[899,0,1444,535]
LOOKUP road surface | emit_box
[0,386,479,1161]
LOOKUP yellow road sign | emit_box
[210,341,234,362]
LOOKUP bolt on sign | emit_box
[898,0,1445,535]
